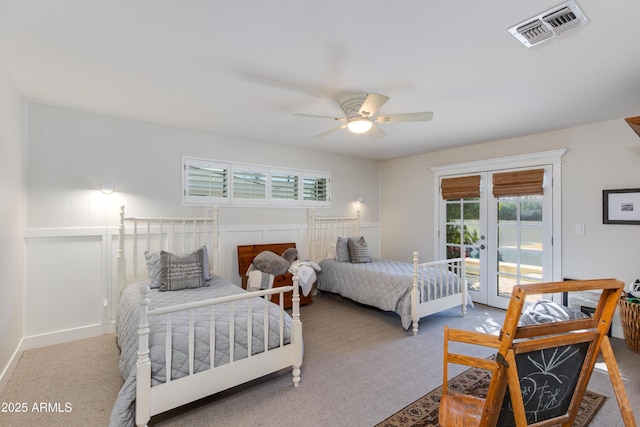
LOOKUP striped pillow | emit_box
[348,236,371,263]
[159,247,205,291]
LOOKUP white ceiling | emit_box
[1,1,639,160]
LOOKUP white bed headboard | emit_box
[309,209,360,262]
[116,205,219,296]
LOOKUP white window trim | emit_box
[182,156,331,208]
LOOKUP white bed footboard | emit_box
[411,253,467,335]
[135,278,303,426]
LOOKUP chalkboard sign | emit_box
[496,341,590,426]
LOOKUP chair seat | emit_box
[439,391,484,427]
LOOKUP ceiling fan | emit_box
[295,93,433,139]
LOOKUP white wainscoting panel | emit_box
[24,233,105,339]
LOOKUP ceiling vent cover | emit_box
[508,1,589,47]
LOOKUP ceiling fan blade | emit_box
[312,125,347,138]
[294,113,346,121]
[375,111,434,123]
[368,124,387,139]
[358,93,389,117]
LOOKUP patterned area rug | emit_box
[376,363,606,427]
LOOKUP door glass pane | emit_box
[465,246,480,292]
[498,224,517,247]
[445,197,481,293]
[446,224,461,245]
[497,275,516,298]
[496,195,544,298]
[447,245,461,259]
[521,227,542,251]
[521,200,542,221]
[498,201,517,221]
[446,203,461,222]
[463,201,480,220]
[463,224,480,245]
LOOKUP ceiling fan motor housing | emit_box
[340,94,368,120]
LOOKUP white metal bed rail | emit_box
[141,285,294,382]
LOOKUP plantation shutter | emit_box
[184,159,229,204]
[271,171,299,204]
[182,156,331,207]
[493,168,544,198]
[441,175,481,200]
[232,168,267,201]
[303,175,329,202]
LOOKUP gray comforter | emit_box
[317,258,462,329]
[110,277,292,427]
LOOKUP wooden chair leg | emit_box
[599,336,637,427]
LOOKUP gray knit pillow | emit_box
[348,236,371,263]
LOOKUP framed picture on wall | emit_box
[603,188,640,224]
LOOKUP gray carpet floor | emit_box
[1,293,639,426]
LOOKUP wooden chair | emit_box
[438,278,636,427]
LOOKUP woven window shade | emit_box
[493,168,544,198]
[441,175,481,200]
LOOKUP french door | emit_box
[438,166,555,310]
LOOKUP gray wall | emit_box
[0,64,25,390]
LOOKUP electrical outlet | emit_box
[575,224,585,235]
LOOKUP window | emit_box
[183,158,229,205]
[271,169,300,206]
[232,166,267,204]
[303,174,330,204]
[182,156,330,207]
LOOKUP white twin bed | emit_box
[110,207,467,426]
[309,210,469,335]
[110,207,303,427]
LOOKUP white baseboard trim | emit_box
[0,338,24,395]
[21,323,114,351]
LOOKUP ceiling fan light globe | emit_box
[347,119,373,134]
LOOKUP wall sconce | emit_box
[354,196,365,204]
[100,182,115,194]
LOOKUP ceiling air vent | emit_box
[508,1,589,48]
